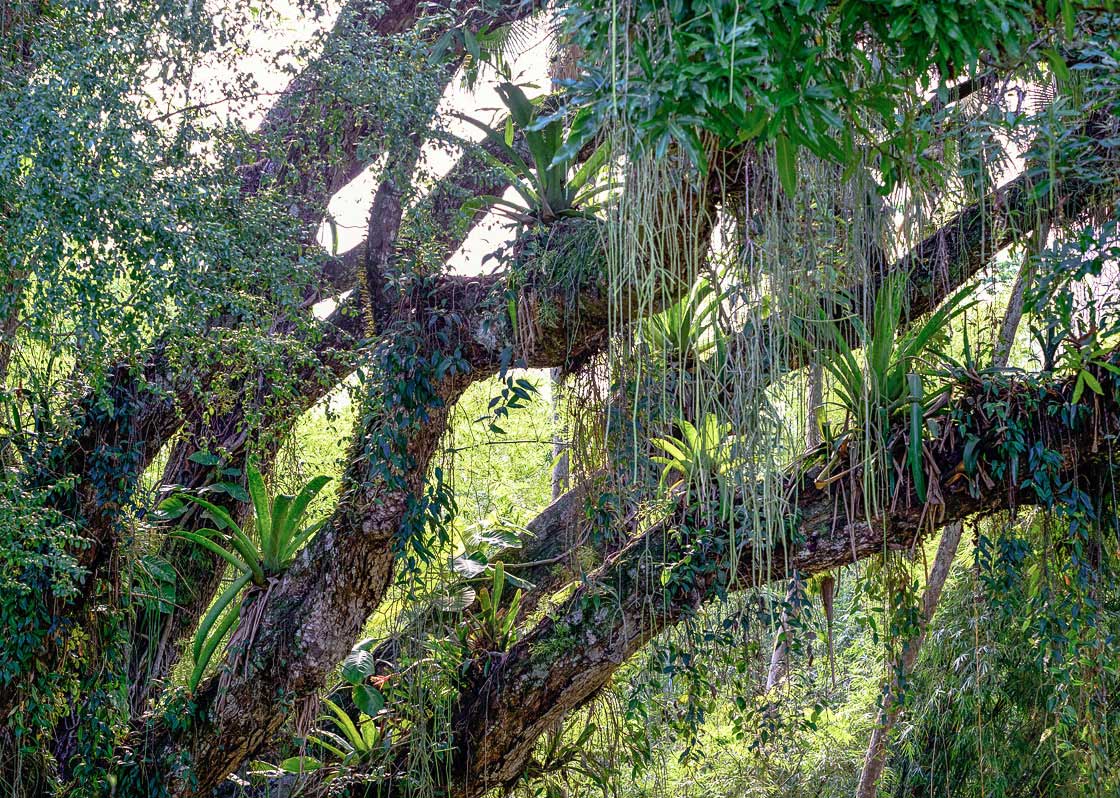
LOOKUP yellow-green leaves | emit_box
[651,414,735,493]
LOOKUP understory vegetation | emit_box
[1,1,1120,797]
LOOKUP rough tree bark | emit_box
[124,148,721,796]
[131,123,1114,792]
[4,5,1117,796]
[415,354,1120,798]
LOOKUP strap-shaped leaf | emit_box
[174,530,258,583]
[306,733,349,759]
[495,81,534,130]
[455,114,536,194]
[269,493,294,564]
[179,494,237,531]
[474,151,540,210]
[193,570,252,663]
[247,463,272,560]
[492,561,506,607]
[282,518,327,564]
[569,139,611,195]
[907,373,928,504]
[179,495,259,574]
[279,756,321,773]
[322,698,364,750]
[189,602,241,691]
[775,132,798,197]
[282,475,332,543]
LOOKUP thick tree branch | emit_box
[435,360,1119,797]
[126,152,723,796]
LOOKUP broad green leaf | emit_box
[187,450,220,466]
[1082,370,1103,396]
[211,481,251,503]
[353,684,385,717]
[279,756,321,773]
[341,649,376,685]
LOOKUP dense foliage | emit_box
[0,1,1119,797]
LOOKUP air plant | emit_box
[808,272,975,501]
[460,561,523,656]
[651,413,736,496]
[641,278,724,363]
[172,464,332,690]
[458,82,611,225]
[247,698,386,781]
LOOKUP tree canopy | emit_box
[1,1,1119,796]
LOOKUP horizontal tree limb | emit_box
[435,358,1119,798]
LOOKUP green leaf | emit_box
[1061,0,1076,37]
[492,560,506,607]
[247,463,272,557]
[323,698,365,749]
[154,495,188,520]
[279,756,322,773]
[282,475,332,544]
[1045,47,1070,82]
[212,481,251,503]
[269,494,294,565]
[1082,369,1103,396]
[360,717,381,748]
[174,530,254,580]
[177,497,262,582]
[428,29,456,64]
[179,494,237,531]
[189,602,240,691]
[775,133,798,197]
[1073,371,1086,404]
[463,27,480,61]
[353,684,385,717]
[282,518,327,563]
[550,106,601,168]
[306,734,348,759]
[496,82,534,130]
[341,649,376,685]
[193,570,252,664]
[187,450,220,466]
[908,374,927,504]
